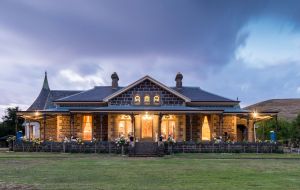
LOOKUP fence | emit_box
[167,142,283,154]
[13,141,128,154]
[11,141,283,154]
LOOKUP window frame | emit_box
[143,94,151,105]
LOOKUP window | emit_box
[25,122,40,140]
[144,95,150,105]
[153,95,160,104]
[161,115,176,140]
[118,115,132,137]
[83,115,92,141]
[201,116,211,141]
[134,95,141,105]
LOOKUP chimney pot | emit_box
[175,72,183,89]
[111,72,119,89]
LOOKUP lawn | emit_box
[0,152,300,190]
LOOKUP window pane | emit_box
[144,95,150,105]
[202,116,211,141]
[83,115,92,141]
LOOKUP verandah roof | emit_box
[19,105,251,114]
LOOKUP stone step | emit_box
[129,142,164,157]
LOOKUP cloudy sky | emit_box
[1,0,300,118]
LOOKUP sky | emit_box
[1,0,300,119]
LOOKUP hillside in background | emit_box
[244,99,300,121]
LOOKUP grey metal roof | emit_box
[40,105,246,113]
[55,86,123,102]
[171,87,235,102]
[55,86,235,103]
[27,90,82,111]
[27,88,50,111]
[28,74,237,112]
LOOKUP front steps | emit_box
[129,142,164,157]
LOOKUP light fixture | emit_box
[143,111,152,120]
[253,111,258,118]
[34,111,40,116]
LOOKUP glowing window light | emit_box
[134,95,141,104]
[142,112,152,120]
[144,95,150,105]
[154,95,160,104]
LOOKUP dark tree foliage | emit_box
[291,115,300,146]
[256,114,300,147]
[0,107,24,138]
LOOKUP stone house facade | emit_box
[18,72,275,143]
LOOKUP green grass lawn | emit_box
[0,152,300,190]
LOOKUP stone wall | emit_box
[93,114,108,141]
[39,116,57,141]
[212,114,221,136]
[57,115,71,141]
[177,115,186,142]
[236,117,254,142]
[222,115,237,141]
[38,113,248,142]
[186,115,202,141]
[108,114,185,142]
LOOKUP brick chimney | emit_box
[175,72,183,90]
[111,72,119,89]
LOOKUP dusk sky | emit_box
[1,0,300,119]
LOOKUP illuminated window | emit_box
[118,115,132,137]
[83,115,92,141]
[154,95,160,104]
[144,95,150,105]
[161,115,176,140]
[201,116,211,141]
[134,95,141,105]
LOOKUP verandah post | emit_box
[43,114,46,141]
[158,113,162,140]
[131,113,135,141]
[100,114,103,141]
[189,114,193,142]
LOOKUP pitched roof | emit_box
[171,87,236,102]
[55,86,122,102]
[103,75,191,102]
[28,73,237,110]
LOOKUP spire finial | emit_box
[42,71,50,90]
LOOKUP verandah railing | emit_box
[167,142,283,154]
[13,141,128,154]
[10,141,283,154]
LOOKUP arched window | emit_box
[153,95,160,104]
[144,95,150,105]
[134,95,141,105]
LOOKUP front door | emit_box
[141,118,153,141]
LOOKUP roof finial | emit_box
[42,71,50,90]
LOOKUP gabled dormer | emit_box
[103,75,191,106]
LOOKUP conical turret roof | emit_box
[27,72,51,111]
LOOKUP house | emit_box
[18,72,277,143]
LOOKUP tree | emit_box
[290,114,300,147]
[256,115,300,146]
[0,107,24,137]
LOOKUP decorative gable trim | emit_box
[103,75,191,102]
